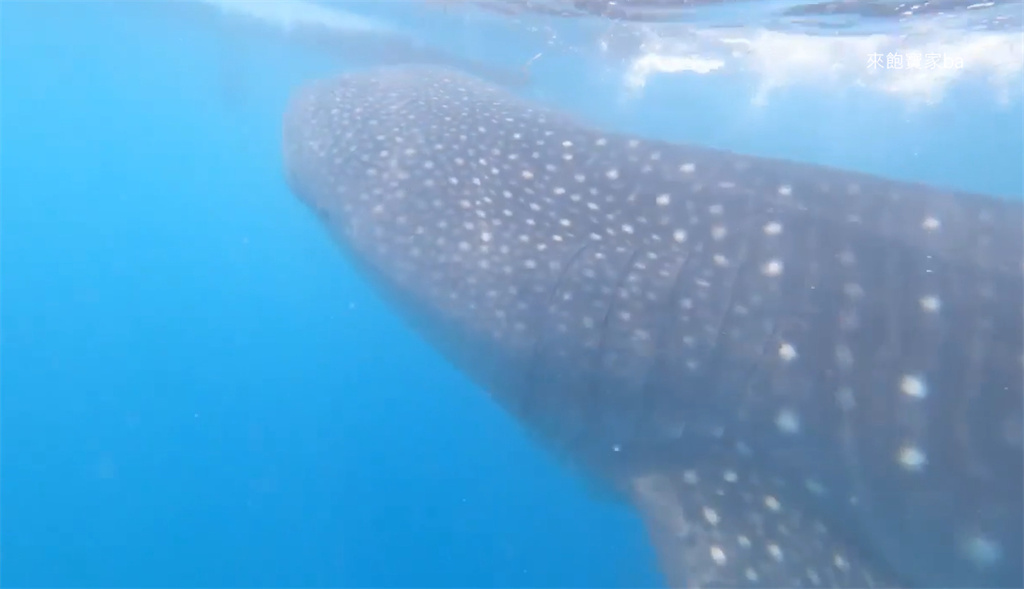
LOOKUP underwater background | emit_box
[2,2,1021,587]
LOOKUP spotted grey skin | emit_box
[282,65,1023,588]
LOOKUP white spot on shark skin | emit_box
[767,543,784,562]
[763,221,783,235]
[837,387,856,411]
[920,295,942,313]
[922,215,942,231]
[898,444,928,471]
[703,507,720,525]
[807,568,821,585]
[834,553,850,571]
[962,534,1003,569]
[673,229,687,243]
[655,194,671,206]
[762,259,784,277]
[843,282,865,299]
[775,409,801,434]
[710,545,727,565]
[835,345,854,369]
[680,162,696,174]
[764,495,781,511]
[805,478,826,495]
[900,374,928,398]
[1003,414,1024,449]
[777,184,793,196]
[778,342,798,362]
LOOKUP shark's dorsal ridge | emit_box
[283,64,1023,588]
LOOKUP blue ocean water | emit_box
[1,2,1020,588]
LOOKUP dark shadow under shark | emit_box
[281,65,1023,588]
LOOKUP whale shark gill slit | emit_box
[588,247,646,443]
[634,248,695,443]
[523,241,592,435]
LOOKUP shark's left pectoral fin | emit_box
[628,453,904,589]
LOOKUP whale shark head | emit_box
[280,65,719,453]
[283,65,1023,588]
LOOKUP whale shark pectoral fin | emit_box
[628,458,904,589]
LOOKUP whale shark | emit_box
[281,65,1023,588]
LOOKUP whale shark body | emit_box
[282,65,1023,588]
